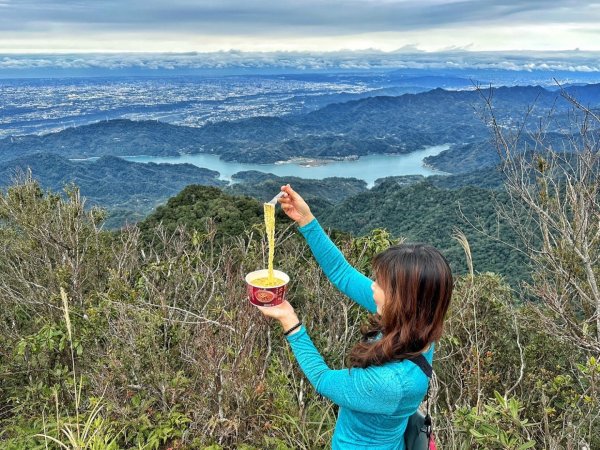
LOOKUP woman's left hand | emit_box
[256,301,300,333]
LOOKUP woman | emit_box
[258,185,453,450]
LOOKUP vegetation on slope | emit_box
[319,178,529,285]
[0,153,226,228]
[0,177,597,449]
[1,85,599,449]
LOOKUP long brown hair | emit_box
[348,244,453,368]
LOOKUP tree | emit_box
[479,84,600,353]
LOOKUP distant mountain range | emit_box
[2,83,599,170]
[1,83,598,228]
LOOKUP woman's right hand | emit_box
[279,184,314,227]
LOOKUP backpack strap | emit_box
[408,354,433,378]
[408,354,433,442]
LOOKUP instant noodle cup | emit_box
[245,269,290,307]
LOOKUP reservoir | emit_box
[123,144,449,187]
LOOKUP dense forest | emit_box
[0,153,226,228]
[320,179,529,285]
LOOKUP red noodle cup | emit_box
[245,269,289,307]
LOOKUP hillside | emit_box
[423,131,586,174]
[1,176,597,449]
[138,185,273,240]
[226,171,368,216]
[137,181,527,285]
[0,153,226,228]
[319,179,528,283]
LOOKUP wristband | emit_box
[283,321,302,336]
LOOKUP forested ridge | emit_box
[320,179,529,285]
[142,181,527,286]
[0,153,226,229]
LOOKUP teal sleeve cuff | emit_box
[285,325,307,343]
[297,217,318,234]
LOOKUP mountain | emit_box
[424,130,589,174]
[3,84,598,172]
[226,171,368,216]
[138,184,275,240]
[0,119,198,160]
[318,178,528,284]
[0,153,226,228]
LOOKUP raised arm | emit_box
[279,185,376,313]
[256,302,415,414]
[285,326,413,414]
[298,219,376,312]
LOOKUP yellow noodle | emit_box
[252,277,285,288]
[264,202,276,281]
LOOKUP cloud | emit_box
[1,0,599,35]
[1,1,599,54]
[2,49,600,73]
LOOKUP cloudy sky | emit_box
[1,0,599,53]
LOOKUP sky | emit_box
[1,0,600,53]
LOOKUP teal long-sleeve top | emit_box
[286,218,432,450]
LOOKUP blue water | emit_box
[123,144,449,187]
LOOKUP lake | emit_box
[123,144,450,187]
